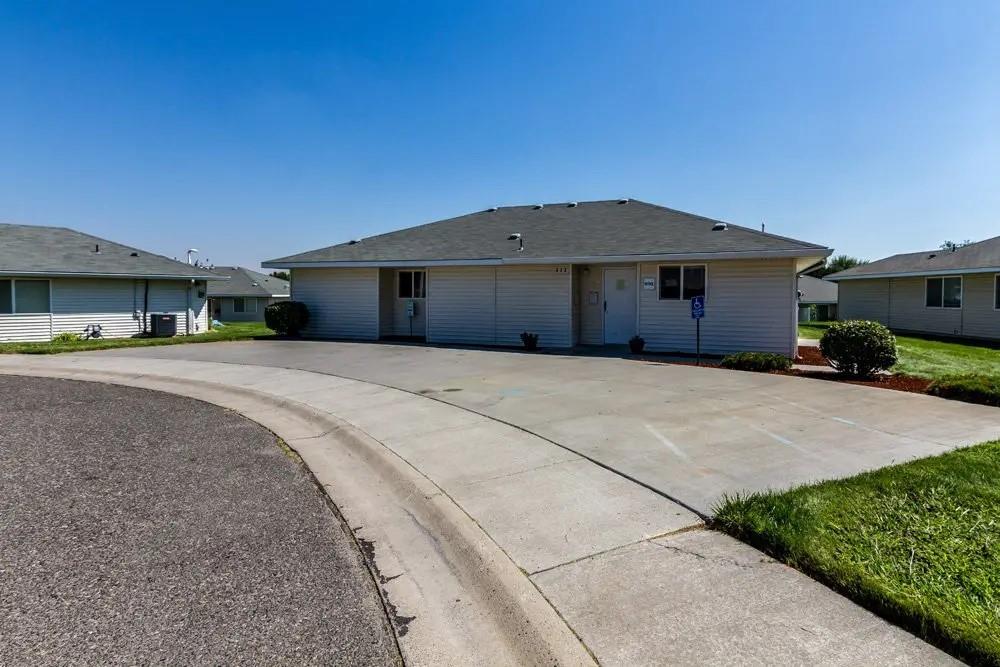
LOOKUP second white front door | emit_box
[603,267,636,344]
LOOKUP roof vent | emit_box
[712,222,728,231]
[617,198,630,204]
[928,253,937,259]
[347,239,361,245]
[487,206,498,212]
[93,243,101,253]
[129,251,139,257]
[533,204,544,210]
[567,202,578,208]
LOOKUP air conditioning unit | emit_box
[149,313,177,337]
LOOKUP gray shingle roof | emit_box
[264,200,829,266]
[797,275,838,304]
[0,223,222,280]
[827,235,1000,280]
[206,267,290,297]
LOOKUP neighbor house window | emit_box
[398,270,426,298]
[233,297,246,313]
[926,276,962,308]
[658,265,706,301]
[0,280,11,314]
[995,275,1000,310]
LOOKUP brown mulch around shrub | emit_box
[795,346,829,366]
[790,371,932,395]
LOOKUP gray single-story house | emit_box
[264,200,831,356]
[206,267,290,322]
[827,235,999,341]
[0,223,222,342]
[797,274,838,322]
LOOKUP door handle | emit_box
[603,301,607,312]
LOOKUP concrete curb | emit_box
[0,367,597,667]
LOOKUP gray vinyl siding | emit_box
[0,277,205,342]
[638,259,796,355]
[962,274,1000,340]
[495,265,572,348]
[426,266,497,344]
[291,267,378,340]
[0,314,50,342]
[838,279,890,324]
[839,274,998,341]
[52,278,141,338]
[886,277,962,336]
[425,265,572,347]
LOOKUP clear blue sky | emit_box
[3,2,999,270]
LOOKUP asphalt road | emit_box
[0,375,401,666]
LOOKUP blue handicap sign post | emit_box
[691,296,705,365]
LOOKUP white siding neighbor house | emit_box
[828,235,1000,342]
[206,266,290,322]
[263,199,831,357]
[0,223,222,343]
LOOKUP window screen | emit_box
[0,280,10,314]
[14,280,49,313]
[925,278,943,307]
[682,266,706,300]
[658,267,681,300]
[398,271,426,298]
[233,297,246,313]
[942,277,962,308]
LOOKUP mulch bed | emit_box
[795,346,829,366]
[790,370,932,395]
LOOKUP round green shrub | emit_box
[264,301,310,336]
[720,351,792,372]
[819,320,897,378]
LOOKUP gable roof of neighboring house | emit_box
[0,223,223,280]
[206,267,290,298]
[827,235,1000,281]
[797,274,838,304]
[263,199,830,268]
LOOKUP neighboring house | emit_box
[827,235,1000,341]
[263,200,830,356]
[797,274,838,322]
[206,267,290,322]
[0,223,222,343]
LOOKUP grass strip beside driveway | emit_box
[714,439,1000,666]
[799,321,1000,381]
[0,321,273,354]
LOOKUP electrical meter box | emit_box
[405,300,416,318]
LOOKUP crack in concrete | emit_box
[651,538,775,569]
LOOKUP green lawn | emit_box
[799,321,1000,380]
[0,321,274,354]
[715,439,1000,665]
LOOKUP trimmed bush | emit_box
[820,320,897,378]
[628,335,645,354]
[928,374,1000,407]
[520,331,539,350]
[720,351,792,372]
[265,301,310,336]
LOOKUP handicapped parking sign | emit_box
[691,295,705,320]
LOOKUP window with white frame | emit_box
[658,265,706,301]
[925,276,962,308]
[0,279,50,314]
[398,270,426,299]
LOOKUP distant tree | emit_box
[808,254,868,277]
[269,270,290,281]
[940,240,974,251]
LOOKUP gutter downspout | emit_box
[142,280,149,334]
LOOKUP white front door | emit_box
[603,268,636,344]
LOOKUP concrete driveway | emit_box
[91,339,998,514]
